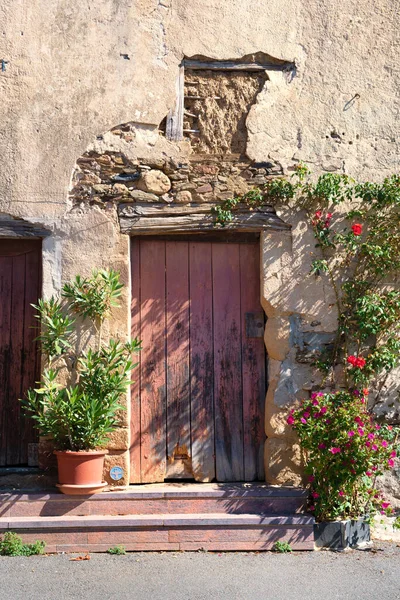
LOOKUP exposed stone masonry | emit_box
[69,145,283,211]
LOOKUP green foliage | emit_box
[62,269,123,323]
[213,166,400,522]
[0,532,46,556]
[33,297,75,362]
[310,259,329,277]
[21,270,141,451]
[107,545,126,555]
[289,392,397,521]
[393,516,400,530]
[272,541,292,553]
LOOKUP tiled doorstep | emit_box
[0,513,315,529]
[0,483,309,502]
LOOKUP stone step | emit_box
[0,484,307,518]
[0,513,315,553]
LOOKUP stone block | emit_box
[264,438,305,486]
[136,169,171,195]
[196,183,213,194]
[129,190,159,202]
[175,190,192,203]
[104,452,130,487]
[102,427,129,451]
[264,316,290,361]
[265,401,298,439]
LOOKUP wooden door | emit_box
[0,240,41,466]
[130,236,266,483]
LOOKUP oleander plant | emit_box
[213,166,400,521]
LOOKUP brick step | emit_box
[0,484,307,518]
[0,513,315,552]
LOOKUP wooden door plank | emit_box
[20,247,41,465]
[0,257,12,466]
[189,242,215,482]
[212,242,244,481]
[240,243,266,481]
[6,253,26,465]
[139,240,167,483]
[130,238,142,483]
[165,241,191,478]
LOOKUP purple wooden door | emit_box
[0,240,41,466]
[130,236,265,483]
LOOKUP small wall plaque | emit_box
[110,466,124,481]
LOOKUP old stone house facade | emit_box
[1,0,399,509]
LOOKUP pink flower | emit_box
[381,440,388,448]
[388,459,395,468]
[365,442,371,448]
[358,428,365,436]
[312,400,319,406]
[309,475,315,482]
[309,505,315,511]
[372,466,378,472]
[320,406,327,414]
[318,443,326,450]
[301,418,307,424]
[375,424,381,430]
[303,412,310,419]
[338,490,344,497]
[390,451,396,458]
[329,447,341,454]
[311,393,318,400]
[367,433,375,440]
[366,471,372,477]
[372,444,378,451]
[348,431,355,438]
[287,415,295,425]
[311,492,319,499]
[381,502,390,509]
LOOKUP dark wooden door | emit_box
[130,236,266,483]
[0,240,41,466]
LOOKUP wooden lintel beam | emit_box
[183,60,295,72]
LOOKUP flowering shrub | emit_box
[289,391,398,521]
[212,167,400,521]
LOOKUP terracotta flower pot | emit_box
[54,450,108,495]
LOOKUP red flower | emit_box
[287,415,295,426]
[351,223,363,236]
[346,355,366,369]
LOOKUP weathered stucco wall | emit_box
[1,0,399,493]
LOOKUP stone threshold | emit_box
[0,513,315,529]
[0,483,308,502]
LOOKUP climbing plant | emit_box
[212,166,400,520]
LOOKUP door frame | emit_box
[0,237,43,466]
[129,231,267,483]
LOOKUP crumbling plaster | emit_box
[1,0,400,492]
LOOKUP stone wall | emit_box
[1,0,400,497]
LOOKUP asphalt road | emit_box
[0,543,399,600]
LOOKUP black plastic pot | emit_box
[314,517,370,550]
